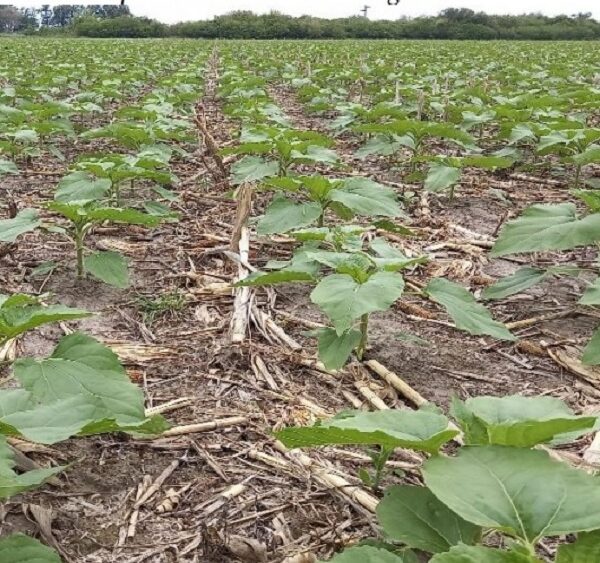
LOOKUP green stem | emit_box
[356,314,369,360]
[574,164,582,189]
[74,226,85,279]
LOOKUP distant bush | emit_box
[73,15,166,38]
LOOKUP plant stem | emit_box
[74,227,85,279]
[574,164,582,189]
[356,313,369,360]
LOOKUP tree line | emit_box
[1,6,599,40]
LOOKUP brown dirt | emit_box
[1,73,599,563]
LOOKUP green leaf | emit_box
[329,178,401,217]
[491,203,600,256]
[3,333,165,444]
[276,409,457,454]
[482,267,548,300]
[29,261,57,278]
[451,395,596,447]
[424,446,600,544]
[84,251,130,288]
[582,326,600,365]
[571,145,600,166]
[0,534,62,562]
[291,145,339,165]
[580,278,600,305]
[429,545,535,563]
[426,279,515,341]
[257,195,323,235]
[55,172,112,203]
[231,155,278,185]
[0,436,63,500]
[311,272,405,334]
[0,209,40,243]
[556,531,600,562]
[237,270,315,286]
[323,546,408,563]
[461,156,514,170]
[425,164,461,192]
[0,296,90,341]
[0,159,18,176]
[87,207,161,227]
[574,190,600,213]
[377,486,481,553]
[316,328,362,370]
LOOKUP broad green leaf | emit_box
[0,209,40,243]
[378,486,481,553]
[257,196,322,235]
[29,261,57,278]
[4,333,166,444]
[556,531,600,562]
[426,279,515,341]
[482,267,548,300]
[291,145,339,165]
[429,545,535,563]
[424,446,600,543]
[55,172,112,203]
[582,325,600,365]
[0,534,62,562]
[580,278,600,305]
[0,436,63,499]
[84,251,130,288]
[231,155,278,185]
[0,159,18,175]
[324,546,408,563]
[317,328,362,370]
[276,409,457,454]
[574,190,600,213]
[491,203,600,256]
[425,164,461,192]
[311,272,405,334]
[355,135,407,158]
[0,297,90,341]
[330,178,401,217]
[451,395,596,447]
[237,270,315,286]
[571,145,600,166]
[87,207,161,226]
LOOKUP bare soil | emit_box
[1,80,599,563]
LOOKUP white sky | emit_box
[9,1,600,24]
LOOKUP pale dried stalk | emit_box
[584,433,600,466]
[274,441,378,513]
[145,397,193,417]
[230,226,252,343]
[365,360,427,407]
[354,382,389,410]
[160,416,247,438]
[202,483,247,516]
[134,457,183,509]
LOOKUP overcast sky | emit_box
[9,1,600,24]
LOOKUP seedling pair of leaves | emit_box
[82,120,192,150]
[242,233,513,368]
[535,127,600,187]
[256,175,403,234]
[47,200,162,288]
[491,200,600,364]
[277,395,600,562]
[0,293,90,348]
[226,126,339,183]
[66,145,177,206]
[423,154,514,199]
[354,119,475,170]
